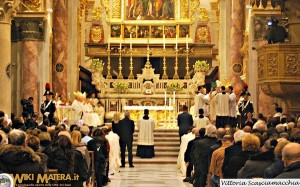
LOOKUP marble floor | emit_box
[107,164,193,187]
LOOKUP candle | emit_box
[175,35,178,49]
[147,38,149,50]
[130,33,132,50]
[186,34,188,49]
[164,91,167,106]
[108,41,110,50]
[169,98,171,107]
[173,91,175,105]
[120,35,122,50]
[163,34,165,49]
[68,93,70,100]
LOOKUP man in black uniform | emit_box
[40,83,56,125]
[268,18,288,44]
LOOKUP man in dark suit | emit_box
[177,105,193,142]
[118,111,135,167]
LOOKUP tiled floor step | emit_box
[125,128,181,165]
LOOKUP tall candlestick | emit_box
[130,33,132,50]
[120,35,122,49]
[163,34,165,49]
[175,35,178,49]
[164,91,167,106]
[173,91,175,105]
[186,34,188,49]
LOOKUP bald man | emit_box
[275,143,300,178]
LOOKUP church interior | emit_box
[0,0,299,121]
[0,0,300,186]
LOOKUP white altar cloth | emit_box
[123,106,174,110]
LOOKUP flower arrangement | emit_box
[113,82,129,93]
[90,58,104,71]
[166,82,184,92]
[193,60,209,72]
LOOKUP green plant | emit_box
[113,82,129,92]
[193,60,209,72]
[166,82,184,92]
[91,58,104,71]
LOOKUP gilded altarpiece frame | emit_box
[106,0,200,41]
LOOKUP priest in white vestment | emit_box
[136,109,155,158]
[177,128,195,176]
[228,86,237,128]
[94,102,105,126]
[194,86,210,118]
[193,108,211,129]
[105,128,121,175]
[72,92,101,127]
[215,86,230,128]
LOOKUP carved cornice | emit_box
[0,0,20,23]
[85,43,214,58]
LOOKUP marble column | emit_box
[230,0,245,92]
[18,20,44,113]
[0,1,19,115]
[53,0,68,96]
[21,41,40,113]
[219,0,231,81]
[285,0,300,43]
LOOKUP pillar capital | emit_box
[16,19,44,40]
[0,0,20,23]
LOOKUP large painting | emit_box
[126,0,175,20]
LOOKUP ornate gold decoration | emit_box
[199,8,209,22]
[162,49,168,79]
[117,46,123,79]
[190,0,200,21]
[267,53,278,76]
[180,0,189,19]
[232,63,242,74]
[21,0,40,11]
[258,55,265,79]
[90,25,103,42]
[100,0,110,22]
[240,30,249,80]
[112,0,120,19]
[92,6,102,21]
[106,45,112,79]
[128,49,134,79]
[285,54,300,75]
[184,48,190,79]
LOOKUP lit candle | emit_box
[164,91,167,106]
[163,34,165,49]
[130,33,132,50]
[173,91,175,105]
[186,34,188,49]
[175,35,178,49]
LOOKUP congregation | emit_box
[0,82,300,187]
[177,84,300,187]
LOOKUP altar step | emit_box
[126,128,180,165]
